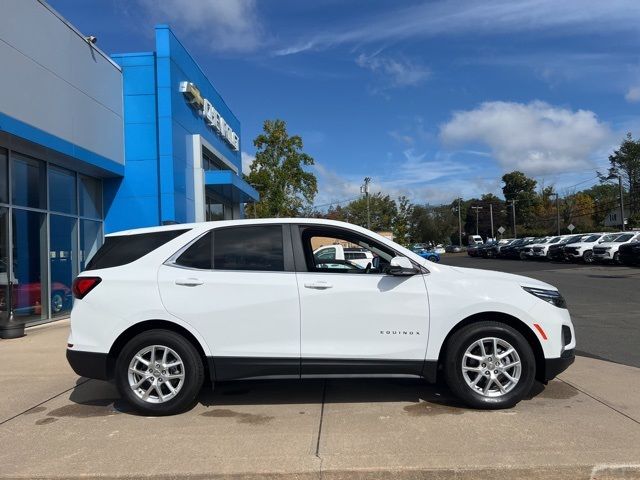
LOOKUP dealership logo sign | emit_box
[179,81,239,151]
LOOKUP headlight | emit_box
[522,286,567,309]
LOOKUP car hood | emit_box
[443,265,556,290]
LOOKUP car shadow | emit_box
[60,376,551,417]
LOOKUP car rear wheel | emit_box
[115,329,204,416]
[444,321,536,409]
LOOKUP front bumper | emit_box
[66,349,111,380]
[544,349,575,381]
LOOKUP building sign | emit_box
[179,81,239,151]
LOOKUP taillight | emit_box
[72,276,102,299]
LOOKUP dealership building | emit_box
[0,0,258,337]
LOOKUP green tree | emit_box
[582,183,619,227]
[246,119,317,218]
[339,193,397,231]
[601,133,640,226]
[392,196,414,246]
[501,171,539,229]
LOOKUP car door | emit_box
[157,224,301,380]
[293,224,430,376]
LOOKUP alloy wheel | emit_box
[461,337,522,397]
[127,345,185,404]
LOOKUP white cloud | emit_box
[241,151,255,174]
[440,101,612,175]
[139,0,262,53]
[276,0,640,56]
[625,86,640,103]
[355,53,430,89]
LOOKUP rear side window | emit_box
[85,229,189,270]
[213,226,284,271]
[175,232,212,269]
[345,252,367,260]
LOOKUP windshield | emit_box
[614,234,635,242]
[548,237,562,243]
[583,235,601,243]
[566,235,586,244]
[601,234,619,242]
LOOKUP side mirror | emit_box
[388,256,419,276]
[372,256,380,270]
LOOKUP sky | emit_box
[49,0,640,208]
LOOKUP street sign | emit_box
[497,226,505,234]
[567,223,575,232]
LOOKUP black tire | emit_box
[583,250,594,264]
[613,252,620,264]
[115,329,204,416]
[519,251,527,261]
[444,321,536,409]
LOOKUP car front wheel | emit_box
[444,321,536,409]
[115,329,204,416]
[583,250,594,263]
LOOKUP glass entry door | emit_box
[0,207,10,328]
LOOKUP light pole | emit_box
[471,206,483,236]
[489,203,494,239]
[457,198,463,246]
[607,173,625,231]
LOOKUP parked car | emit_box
[415,249,441,262]
[593,232,640,263]
[497,238,526,259]
[445,244,463,253]
[520,237,551,260]
[531,236,567,259]
[484,239,514,258]
[563,233,614,263]
[547,234,588,261]
[0,281,72,316]
[67,219,575,415]
[467,243,482,257]
[314,244,374,269]
[618,239,640,266]
[468,235,484,246]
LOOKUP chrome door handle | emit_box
[304,281,333,290]
[175,278,204,287]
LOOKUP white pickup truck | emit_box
[313,244,375,269]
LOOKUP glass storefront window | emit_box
[12,153,46,209]
[206,200,225,221]
[0,208,9,325]
[49,166,77,215]
[79,175,102,219]
[0,149,8,204]
[80,219,103,271]
[11,209,47,323]
[50,215,77,317]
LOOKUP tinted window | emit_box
[213,226,284,271]
[49,166,77,214]
[175,232,212,269]
[12,153,46,208]
[345,252,367,259]
[615,234,634,242]
[85,229,189,270]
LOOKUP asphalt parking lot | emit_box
[440,255,640,368]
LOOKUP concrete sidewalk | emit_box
[1,321,639,479]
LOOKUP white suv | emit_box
[67,219,575,415]
[592,232,640,263]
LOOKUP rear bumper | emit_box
[66,349,110,380]
[544,349,575,382]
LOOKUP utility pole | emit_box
[489,203,494,239]
[552,193,560,236]
[361,177,372,229]
[457,197,462,246]
[508,200,518,238]
[471,206,483,236]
